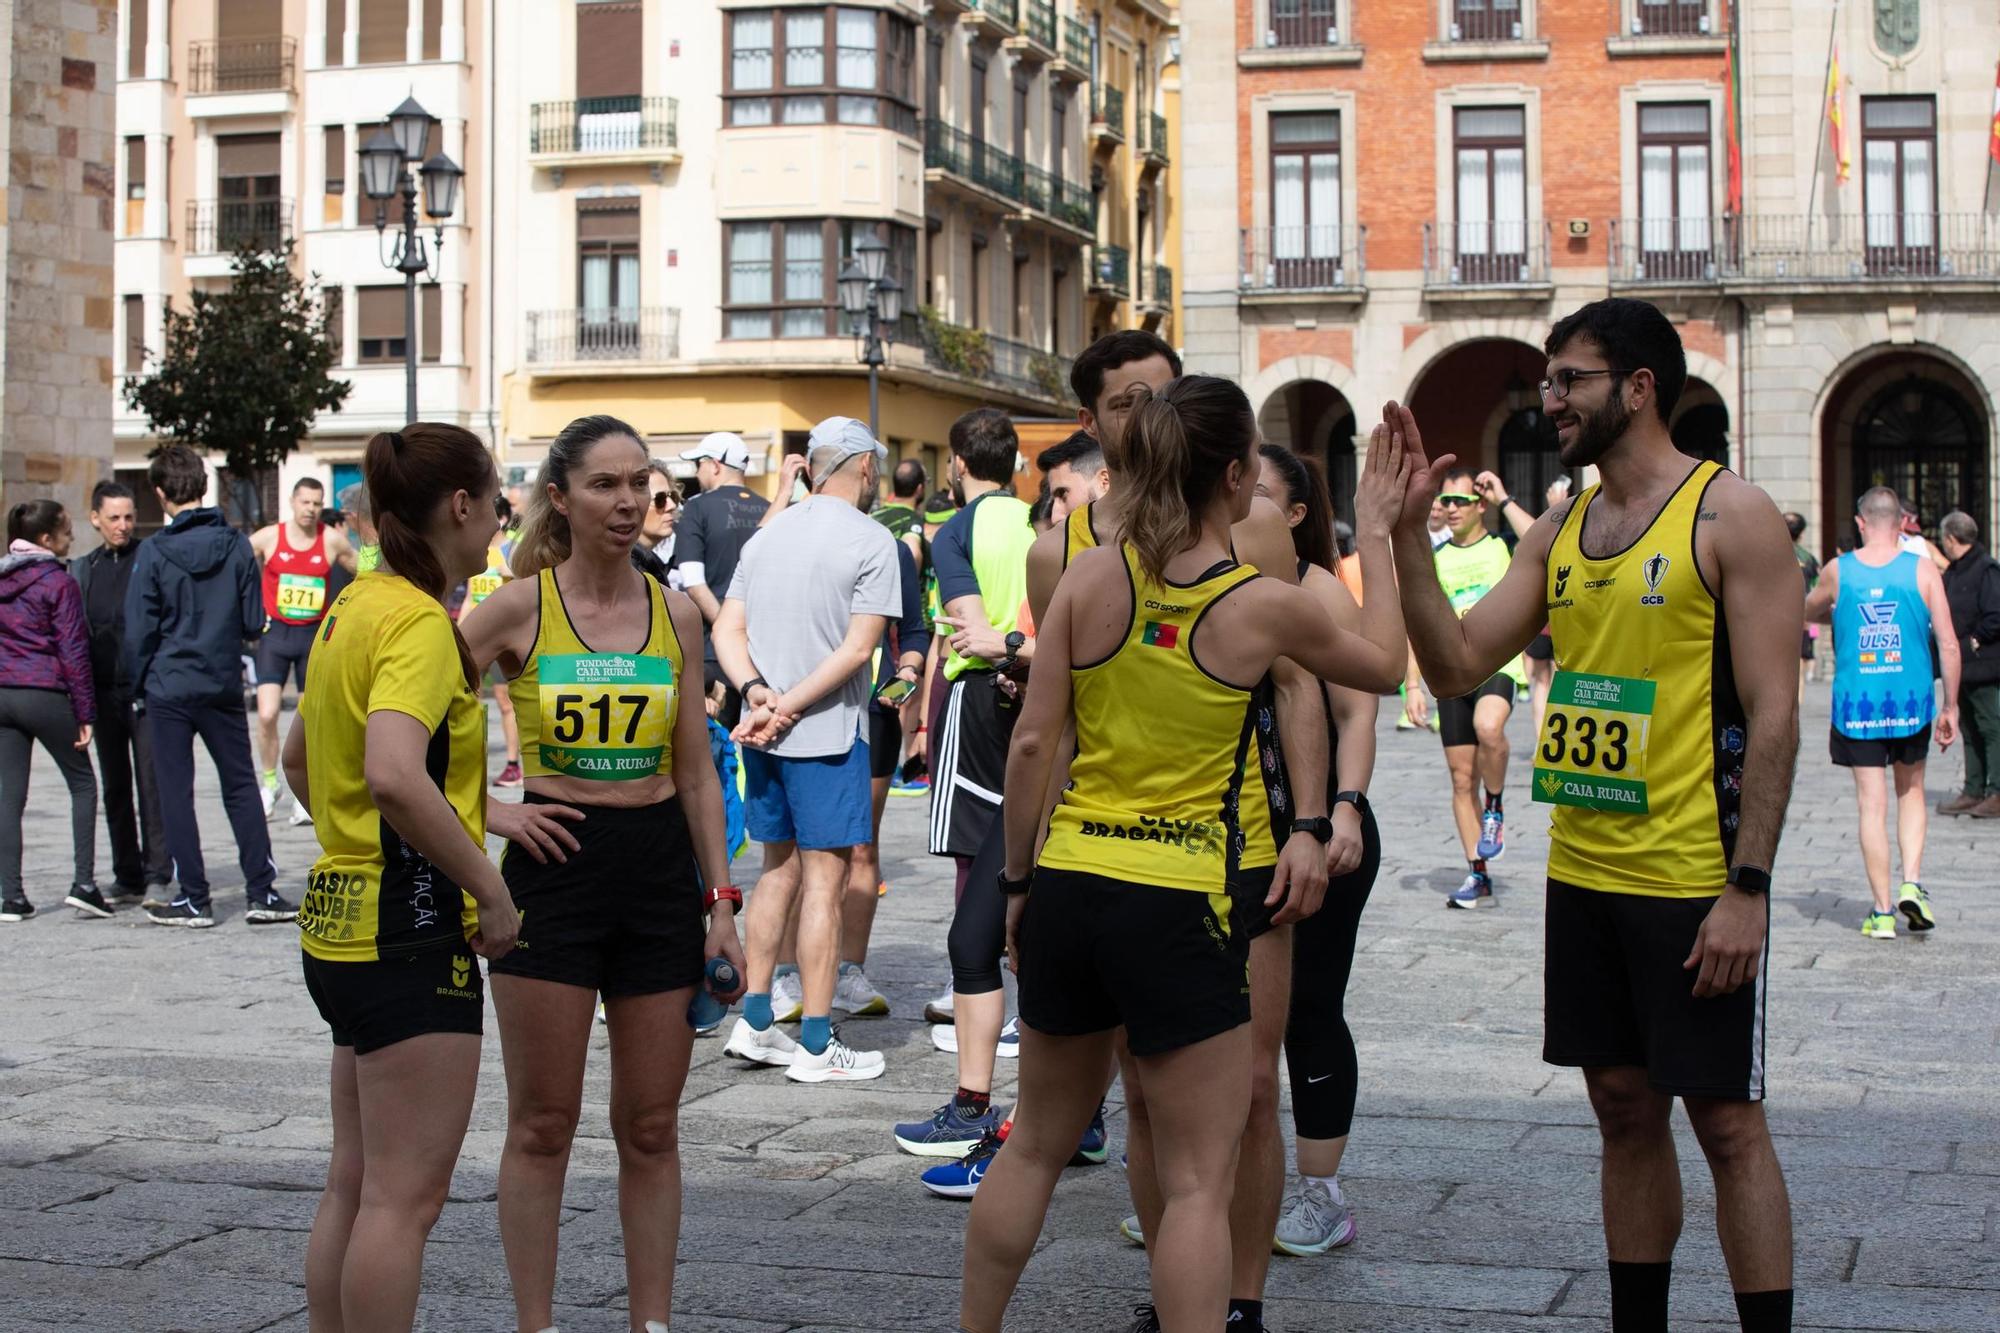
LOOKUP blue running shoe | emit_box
[1070,1101,1108,1166]
[1476,807,1505,861]
[920,1129,1002,1198]
[895,1100,1002,1158]
[1448,870,1494,910]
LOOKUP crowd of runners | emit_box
[0,296,1996,1333]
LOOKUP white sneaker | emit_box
[1119,1214,1145,1248]
[929,1016,1019,1058]
[786,1034,885,1083]
[287,796,313,826]
[1273,1175,1357,1255]
[259,777,278,818]
[771,970,805,1023]
[923,986,955,1024]
[722,1017,798,1067]
[595,999,607,1025]
[834,963,889,1017]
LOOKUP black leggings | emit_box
[1284,804,1379,1141]
[0,687,97,898]
[947,808,1009,996]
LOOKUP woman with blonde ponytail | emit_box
[958,377,1413,1333]
[285,423,563,1331]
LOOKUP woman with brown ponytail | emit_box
[958,378,1411,1333]
[286,423,556,1332]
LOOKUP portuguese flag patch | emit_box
[1141,621,1178,649]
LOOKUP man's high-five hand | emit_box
[1381,400,1455,536]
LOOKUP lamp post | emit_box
[359,95,463,425]
[837,234,903,438]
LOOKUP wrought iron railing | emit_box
[1241,225,1367,291]
[1630,1,1715,37]
[1093,243,1131,297]
[1450,2,1525,41]
[1145,261,1173,307]
[1061,15,1092,66]
[914,313,1073,407]
[1266,0,1341,47]
[530,97,679,155]
[1422,220,1552,288]
[1020,0,1056,50]
[1140,111,1169,163]
[1021,163,1093,231]
[1093,85,1126,137]
[1607,214,2000,284]
[187,37,295,94]
[185,198,291,254]
[967,0,1017,30]
[924,120,1025,204]
[525,307,681,364]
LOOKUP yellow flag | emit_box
[1827,42,1850,185]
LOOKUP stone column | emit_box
[342,122,358,229]
[441,0,465,63]
[144,133,168,236]
[407,0,425,64]
[343,0,360,67]
[145,0,168,80]
[305,0,325,71]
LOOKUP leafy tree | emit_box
[124,240,350,524]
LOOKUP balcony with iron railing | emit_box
[1448,1,1526,42]
[1139,111,1169,168]
[1092,243,1131,298]
[1020,163,1094,235]
[1240,225,1368,296]
[1059,15,1092,68]
[1266,0,1341,46]
[1141,261,1173,310]
[1422,220,1553,292]
[1608,213,2000,287]
[530,97,680,172]
[187,37,295,95]
[963,0,1018,39]
[1091,85,1126,146]
[1630,0,1716,37]
[525,307,682,367]
[1014,0,1056,55]
[914,310,1073,409]
[186,198,292,254]
[924,120,1025,205]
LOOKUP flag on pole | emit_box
[1989,54,2000,165]
[1724,21,1744,213]
[1826,41,1850,185]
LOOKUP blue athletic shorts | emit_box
[743,738,873,851]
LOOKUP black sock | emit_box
[1471,858,1487,877]
[953,1087,991,1118]
[1226,1298,1263,1328]
[1607,1260,1671,1333]
[1485,789,1504,813]
[1734,1288,1792,1333]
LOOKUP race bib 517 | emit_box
[536,653,673,780]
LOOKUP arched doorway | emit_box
[1671,377,1730,466]
[1257,379,1357,524]
[1820,351,1991,555]
[1407,338,1563,524]
[1496,405,1575,508]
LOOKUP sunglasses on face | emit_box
[651,491,674,512]
[1438,493,1480,507]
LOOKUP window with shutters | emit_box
[723,218,916,339]
[357,286,407,363]
[323,126,345,225]
[421,284,443,363]
[725,6,918,134]
[1270,112,1340,284]
[214,133,283,251]
[1636,103,1711,274]
[578,203,642,353]
[423,0,442,59]
[358,0,409,65]
[1862,96,1937,271]
[123,296,145,374]
[576,1,644,133]
[127,0,149,78]
[325,0,345,66]
[125,137,147,236]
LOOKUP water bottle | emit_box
[687,956,739,1031]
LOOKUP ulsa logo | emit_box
[1554,564,1572,598]
[1640,553,1669,607]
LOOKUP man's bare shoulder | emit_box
[1232,496,1297,583]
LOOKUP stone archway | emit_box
[1256,379,1359,523]
[1819,349,1990,555]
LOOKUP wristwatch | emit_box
[703,884,743,912]
[998,868,1034,896]
[1332,790,1370,815]
[1003,630,1026,656]
[739,676,768,699]
[1289,817,1333,845]
[1726,866,1771,896]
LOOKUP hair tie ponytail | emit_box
[389,432,407,453]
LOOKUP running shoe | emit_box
[890,775,931,798]
[1273,1176,1357,1256]
[1896,881,1936,933]
[893,1100,1002,1157]
[785,1033,885,1083]
[1118,1215,1146,1248]
[140,889,173,911]
[1123,1303,1160,1332]
[1476,808,1506,861]
[877,880,889,897]
[771,970,805,1024]
[834,962,889,1017]
[723,1018,799,1067]
[0,897,35,923]
[107,883,148,907]
[64,884,114,919]
[596,999,608,1025]
[931,1016,1020,1057]
[923,987,955,1025]
[920,1128,1001,1198]
[260,773,279,818]
[245,894,298,925]
[147,898,214,928]
[1861,910,1898,940]
[495,759,524,788]
[1070,1102,1108,1165]
[1447,871,1494,910]
[287,797,313,827]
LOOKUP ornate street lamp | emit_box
[360,96,462,424]
[839,235,902,437]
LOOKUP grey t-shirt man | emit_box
[727,495,901,759]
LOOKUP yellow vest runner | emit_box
[465,541,507,611]
[507,567,682,781]
[1536,460,1743,898]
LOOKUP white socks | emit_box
[1306,1172,1345,1208]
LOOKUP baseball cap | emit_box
[680,431,751,471]
[806,416,889,465]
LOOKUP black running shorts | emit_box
[302,946,484,1055]
[255,619,318,691]
[1527,631,1555,663]
[868,705,902,781]
[1018,867,1251,1058]
[1437,674,1517,747]
[1829,725,1931,769]
[1230,864,1281,942]
[490,793,705,997]
[1542,879,1767,1101]
[928,671,1018,858]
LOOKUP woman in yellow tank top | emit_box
[457,414,744,1333]
[957,377,1411,1333]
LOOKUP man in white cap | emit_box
[676,431,769,728]
[716,417,902,1083]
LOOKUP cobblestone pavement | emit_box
[0,686,1995,1332]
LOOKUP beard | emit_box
[1557,392,1632,469]
[949,472,967,507]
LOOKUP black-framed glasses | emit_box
[1539,367,1632,400]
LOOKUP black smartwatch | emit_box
[1289,816,1333,845]
[998,868,1034,896]
[739,676,768,698]
[1004,630,1026,656]
[1332,790,1369,815]
[1727,865,1771,896]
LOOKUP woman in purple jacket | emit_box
[0,500,102,922]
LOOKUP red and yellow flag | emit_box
[1989,54,2000,165]
[1827,41,1850,184]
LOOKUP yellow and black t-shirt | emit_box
[298,575,485,962]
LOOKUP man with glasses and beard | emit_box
[1405,467,1527,909]
[1385,297,1801,1333]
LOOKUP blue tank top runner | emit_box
[1831,550,1935,740]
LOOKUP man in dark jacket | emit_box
[73,481,171,904]
[1939,510,2000,818]
[123,446,289,928]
